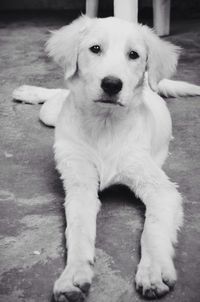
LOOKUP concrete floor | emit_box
[0,12,200,302]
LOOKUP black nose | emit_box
[101,76,123,96]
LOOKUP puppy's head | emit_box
[46,16,180,109]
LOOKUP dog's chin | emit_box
[93,98,124,107]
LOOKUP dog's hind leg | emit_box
[12,85,68,104]
[39,89,69,127]
[12,85,69,127]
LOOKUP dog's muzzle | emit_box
[93,76,124,107]
[101,76,123,96]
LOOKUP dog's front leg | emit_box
[53,160,100,302]
[120,153,183,299]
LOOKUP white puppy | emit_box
[13,16,200,302]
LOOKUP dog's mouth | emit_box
[94,99,124,107]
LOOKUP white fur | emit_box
[12,85,60,104]
[39,89,69,126]
[158,78,200,97]
[13,16,188,301]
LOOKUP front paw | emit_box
[135,258,177,299]
[54,262,94,302]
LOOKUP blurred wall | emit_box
[0,0,200,11]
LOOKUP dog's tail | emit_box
[157,79,200,97]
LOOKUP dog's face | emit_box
[77,18,147,108]
[47,16,180,110]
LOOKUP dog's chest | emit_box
[93,122,151,190]
[96,137,121,189]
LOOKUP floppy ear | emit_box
[46,15,91,80]
[141,25,181,91]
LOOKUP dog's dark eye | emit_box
[89,45,101,54]
[129,50,139,60]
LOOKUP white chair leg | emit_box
[114,0,138,23]
[86,0,99,18]
[153,0,171,36]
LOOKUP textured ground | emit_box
[0,12,200,302]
